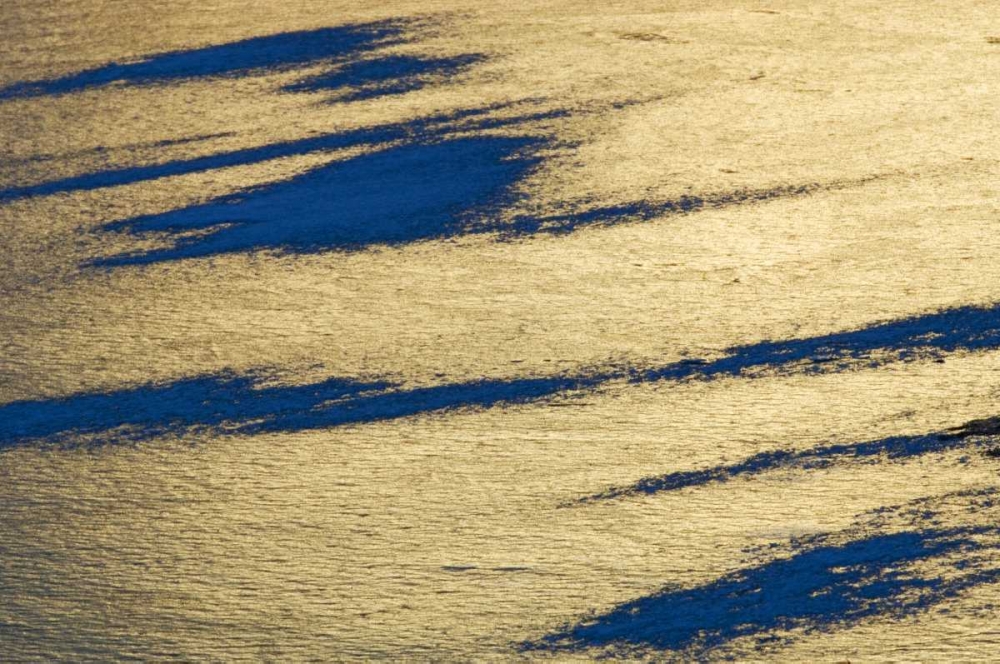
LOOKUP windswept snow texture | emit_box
[0,21,408,100]
[4,302,1000,448]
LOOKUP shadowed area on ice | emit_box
[528,489,1000,657]
[0,21,408,100]
[2,302,999,447]
[0,90,854,262]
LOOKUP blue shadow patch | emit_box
[0,21,408,100]
[94,134,546,265]
[524,518,1000,657]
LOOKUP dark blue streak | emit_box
[0,22,407,100]
[0,105,543,202]
[0,372,391,444]
[524,526,1000,657]
[580,430,990,503]
[634,301,1000,383]
[282,54,486,100]
[501,182,825,237]
[0,371,587,448]
[2,302,998,448]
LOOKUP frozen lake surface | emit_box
[2,1,1000,660]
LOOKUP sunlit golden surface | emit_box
[2,1,1000,660]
